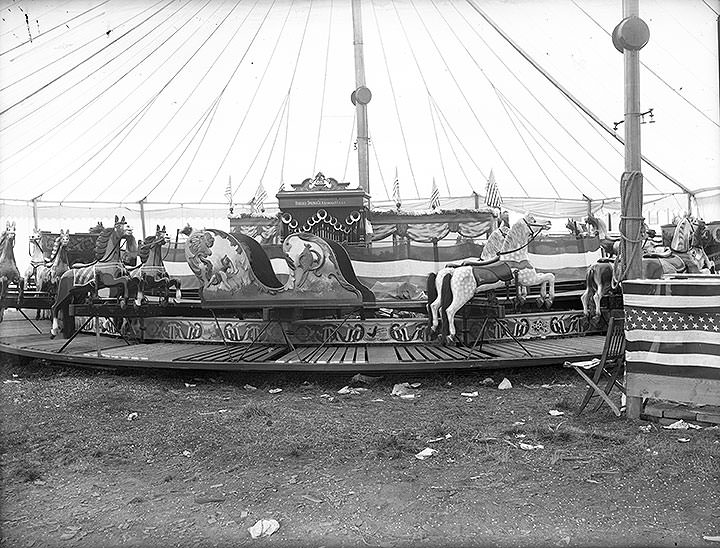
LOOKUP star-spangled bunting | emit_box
[251,182,268,214]
[429,178,440,210]
[392,168,401,209]
[485,169,502,209]
[625,309,720,332]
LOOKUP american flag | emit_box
[224,176,233,205]
[485,170,502,209]
[392,168,401,208]
[252,182,268,214]
[623,279,720,378]
[429,178,440,210]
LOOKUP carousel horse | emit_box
[25,229,46,289]
[50,216,137,338]
[133,225,182,306]
[426,224,508,340]
[30,230,70,319]
[436,214,554,344]
[581,217,712,317]
[0,221,25,322]
[585,214,620,258]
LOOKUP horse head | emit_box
[566,218,577,235]
[59,229,70,247]
[156,224,171,247]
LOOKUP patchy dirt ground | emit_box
[1,355,719,547]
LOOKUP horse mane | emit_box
[499,218,528,255]
[47,235,62,262]
[586,215,607,238]
[94,225,137,260]
[93,226,115,260]
[138,234,163,263]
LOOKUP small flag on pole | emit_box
[392,168,401,209]
[485,169,502,209]
[224,176,233,205]
[251,182,268,214]
[429,178,441,210]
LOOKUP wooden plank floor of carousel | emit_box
[0,309,608,372]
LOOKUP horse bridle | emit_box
[496,219,548,257]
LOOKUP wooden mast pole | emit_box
[614,0,650,280]
[351,0,371,195]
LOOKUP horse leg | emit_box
[135,277,144,307]
[543,273,555,309]
[0,277,6,323]
[174,279,182,300]
[426,272,438,337]
[439,272,454,344]
[581,267,596,317]
[445,271,474,346]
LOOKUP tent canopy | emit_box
[0,0,718,221]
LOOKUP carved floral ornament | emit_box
[290,172,351,192]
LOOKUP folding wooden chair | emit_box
[565,316,626,416]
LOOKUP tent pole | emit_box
[620,0,646,281]
[31,198,39,230]
[352,0,370,195]
[139,199,147,240]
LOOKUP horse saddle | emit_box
[644,247,672,258]
[471,261,513,286]
[446,256,499,269]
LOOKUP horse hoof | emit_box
[544,299,553,310]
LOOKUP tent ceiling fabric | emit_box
[0,0,718,216]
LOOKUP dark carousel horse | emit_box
[581,217,713,318]
[50,216,137,338]
[0,221,25,322]
[133,225,181,306]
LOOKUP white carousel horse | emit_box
[426,224,507,339]
[30,230,70,319]
[498,213,555,306]
[436,214,554,344]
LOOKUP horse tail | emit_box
[426,272,437,319]
[440,270,453,339]
[581,264,596,316]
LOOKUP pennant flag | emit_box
[485,170,502,208]
[429,178,441,210]
[224,176,233,205]
[252,182,268,214]
[392,168,401,208]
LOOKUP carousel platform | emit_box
[0,310,606,372]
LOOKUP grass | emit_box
[1,356,719,546]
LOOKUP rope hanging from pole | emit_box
[613,170,645,286]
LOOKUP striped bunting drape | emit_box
[623,279,720,380]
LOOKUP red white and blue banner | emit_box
[623,278,720,380]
